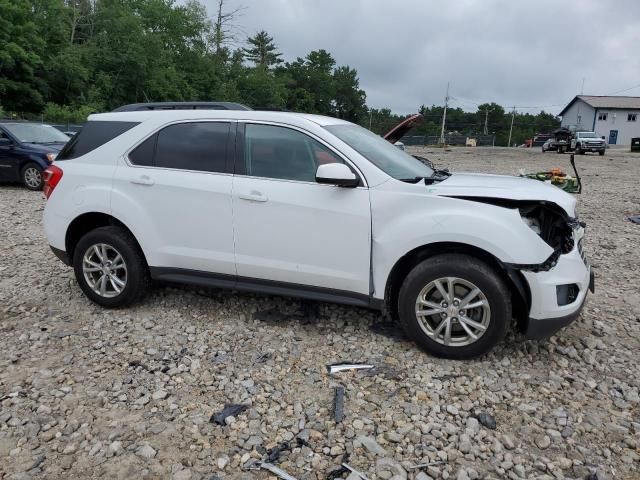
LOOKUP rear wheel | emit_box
[73,226,150,307]
[21,163,44,190]
[397,254,511,359]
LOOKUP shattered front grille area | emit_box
[578,238,589,267]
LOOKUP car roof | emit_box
[88,110,353,127]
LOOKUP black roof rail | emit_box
[112,102,253,112]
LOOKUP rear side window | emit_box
[56,121,139,160]
[129,135,155,166]
[129,122,230,173]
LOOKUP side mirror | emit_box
[0,138,12,148]
[315,163,359,187]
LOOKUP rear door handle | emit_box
[130,175,154,186]
[238,190,268,202]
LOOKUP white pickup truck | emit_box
[572,131,606,155]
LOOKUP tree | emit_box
[333,66,366,122]
[0,0,46,111]
[243,30,282,68]
[211,0,244,58]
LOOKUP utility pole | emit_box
[507,106,515,147]
[439,82,449,145]
[483,109,489,136]
[369,109,373,130]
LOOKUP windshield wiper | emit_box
[399,169,451,184]
[399,176,427,183]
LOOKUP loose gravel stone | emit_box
[0,148,637,479]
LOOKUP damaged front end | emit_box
[515,202,580,272]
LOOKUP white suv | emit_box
[42,110,593,358]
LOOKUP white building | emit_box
[559,95,640,146]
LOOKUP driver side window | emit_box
[243,124,343,182]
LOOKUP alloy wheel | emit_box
[24,167,42,188]
[82,243,127,298]
[414,276,491,347]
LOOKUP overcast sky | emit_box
[202,0,640,115]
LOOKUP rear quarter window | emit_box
[56,121,139,160]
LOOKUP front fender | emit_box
[370,187,553,299]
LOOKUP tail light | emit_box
[43,165,63,199]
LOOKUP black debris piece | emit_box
[253,308,291,323]
[326,453,351,479]
[128,360,154,372]
[254,352,271,364]
[29,454,46,470]
[295,437,311,448]
[265,442,290,463]
[334,386,345,422]
[475,412,497,430]
[210,404,249,425]
[628,215,640,225]
[326,464,350,479]
[209,352,228,364]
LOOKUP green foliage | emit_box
[243,31,282,67]
[0,0,556,142]
[43,103,96,123]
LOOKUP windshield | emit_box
[325,124,434,180]
[578,132,597,138]
[3,124,70,143]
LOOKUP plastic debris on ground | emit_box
[248,461,298,480]
[333,386,345,422]
[519,167,580,193]
[628,215,640,225]
[209,404,249,425]
[475,412,497,429]
[326,363,375,374]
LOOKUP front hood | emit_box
[23,142,66,153]
[432,172,577,216]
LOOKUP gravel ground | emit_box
[1,147,639,480]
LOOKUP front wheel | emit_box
[598,150,605,156]
[397,254,511,359]
[21,163,44,190]
[73,226,150,307]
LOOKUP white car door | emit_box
[232,122,371,298]
[111,121,236,277]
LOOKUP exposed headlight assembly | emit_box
[519,203,574,254]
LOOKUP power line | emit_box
[605,82,640,96]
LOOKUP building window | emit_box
[628,113,637,122]
[598,112,607,121]
[577,115,582,125]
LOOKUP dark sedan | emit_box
[0,122,70,190]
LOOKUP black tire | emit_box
[73,226,150,307]
[21,163,44,190]
[598,150,605,156]
[397,254,511,359]
[575,144,582,155]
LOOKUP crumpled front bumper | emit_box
[520,227,593,339]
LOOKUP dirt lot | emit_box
[1,147,639,480]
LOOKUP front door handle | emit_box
[130,175,155,186]
[238,190,268,202]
